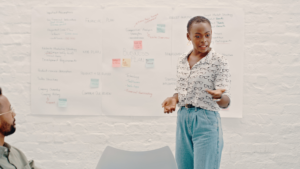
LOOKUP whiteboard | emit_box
[31,7,244,117]
[31,8,103,115]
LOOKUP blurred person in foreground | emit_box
[0,87,40,169]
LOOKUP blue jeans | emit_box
[176,107,223,169]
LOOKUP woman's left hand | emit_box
[206,89,226,99]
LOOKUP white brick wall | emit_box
[1,0,299,168]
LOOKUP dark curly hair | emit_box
[0,87,2,95]
[187,16,211,33]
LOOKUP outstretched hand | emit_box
[162,97,177,114]
[206,89,226,99]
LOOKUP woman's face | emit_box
[187,22,212,54]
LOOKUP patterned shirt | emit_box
[174,48,231,111]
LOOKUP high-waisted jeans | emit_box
[175,107,223,169]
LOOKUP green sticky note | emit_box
[145,59,154,68]
[58,98,67,107]
[90,79,99,88]
[157,24,165,33]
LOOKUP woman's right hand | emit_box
[162,96,178,114]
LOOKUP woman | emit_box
[162,16,231,169]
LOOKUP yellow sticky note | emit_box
[122,59,131,67]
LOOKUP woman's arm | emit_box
[217,94,230,108]
[172,93,179,102]
[162,93,178,113]
[207,55,231,109]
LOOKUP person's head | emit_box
[187,16,212,54]
[0,88,16,137]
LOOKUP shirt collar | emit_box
[0,142,10,157]
[181,48,215,64]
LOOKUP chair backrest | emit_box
[95,146,177,169]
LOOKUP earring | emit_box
[187,41,191,45]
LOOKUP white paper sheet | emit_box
[31,8,103,115]
[101,7,175,116]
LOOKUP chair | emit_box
[95,146,177,169]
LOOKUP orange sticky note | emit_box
[122,59,131,67]
[134,41,142,49]
[112,59,121,67]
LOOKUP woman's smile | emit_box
[199,45,207,50]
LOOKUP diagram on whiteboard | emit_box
[31,8,103,115]
[101,7,176,116]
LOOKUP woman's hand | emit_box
[206,89,226,99]
[206,89,230,108]
[162,96,178,114]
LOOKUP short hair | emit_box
[187,16,211,32]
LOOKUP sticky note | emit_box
[58,98,67,107]
[122,58,131,67]
[157,24,165,33]
[134,41,142,49]
[145,59,154,68]
[90,79,99,88]
[112,59,121,67]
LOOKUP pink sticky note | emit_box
[134,41,142,49]
[112,59,121,67]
